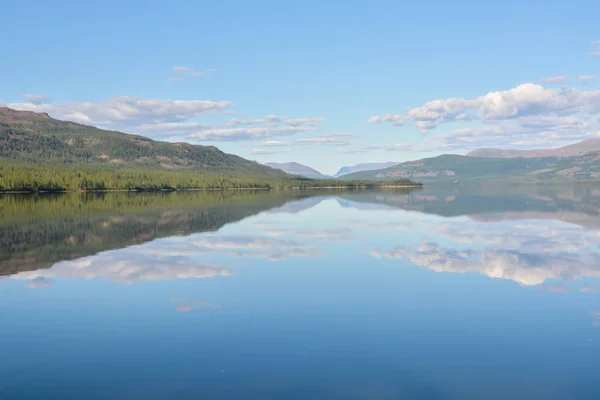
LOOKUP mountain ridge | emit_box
[340,152,600,182]
[466,139,600,159]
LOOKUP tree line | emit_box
[0,159,420,192]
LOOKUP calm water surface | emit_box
[1,187,600,399]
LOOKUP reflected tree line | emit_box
[0,191,313,276]
[2,184,600,276]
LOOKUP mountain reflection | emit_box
[0,191,314,276]
[3,185,600,288]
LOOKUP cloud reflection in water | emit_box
[367,217,600,286]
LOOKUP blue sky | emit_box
[1,0,599,174]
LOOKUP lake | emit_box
[1,186,600,399]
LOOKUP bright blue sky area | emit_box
[1,0,599,174]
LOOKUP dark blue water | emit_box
[1,187,599,399]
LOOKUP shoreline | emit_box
[0,184,423,194]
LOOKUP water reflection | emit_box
[170,298,220,312]
[592,310,600,326]
[10,251,232,285]
[367,218,600,286]
[0,191,312,275]
[3,186,600,289]
[2,186,600,399]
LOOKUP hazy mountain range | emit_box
[466,139,600,159]
[268,140,600,182]
[264,162,330,179]
[265,161,402,179]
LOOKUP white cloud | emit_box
[250,148,291,155]
[195,126,317,141]
[9,96,232,127]
[167,77,185,82]
[589,40,600,57]
[380,143,414,151]
[260,140,288,147]
[370,83,600,132]
[335,143,414,154]
[135,116,325,142]
[367,82,600,152]
[474,84,581,120]
[135,122,214,136]
[227,115,325,127]
[22,94,48,104]
[365,114,405,126]
[540,76,568,84]
[294,134,353,146]
[580,75,597,82]
[255,134,354,149]
[424,115,600,152]
[406,97,476,130]
[171,66,216,78]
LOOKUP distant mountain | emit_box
[265,162,331,179]
[467,139,600,159]
[339,152,600,182]
[0,107,287,177]
[334,162,400,178]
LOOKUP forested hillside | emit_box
[0,107,284,176]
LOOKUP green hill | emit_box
[340,153,600,183]
[0,107,420,192]
[0,107,285,177]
